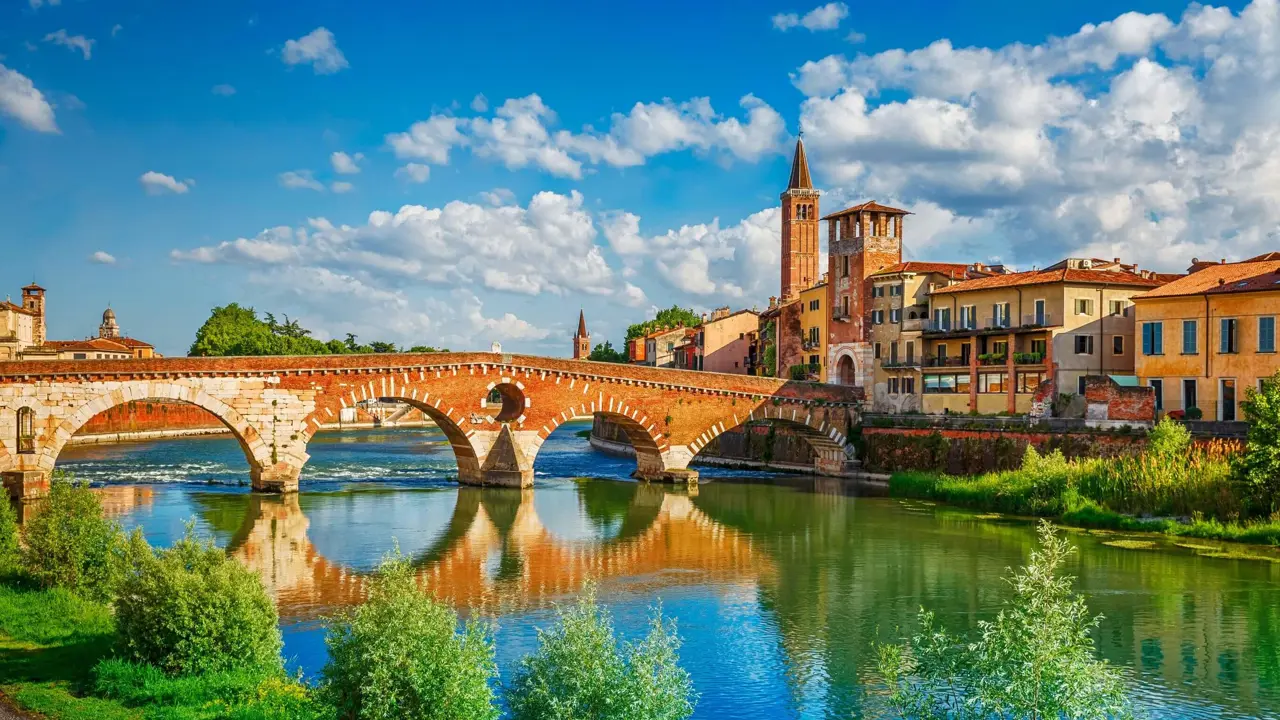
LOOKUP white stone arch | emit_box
[38,380,275,475]
[832,346,861,387]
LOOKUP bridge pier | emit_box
[251,463,302,494]
[461,424,534,489]
[2,470,50,501]
[632,446,699,486]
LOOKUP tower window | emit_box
[17,406,35,454]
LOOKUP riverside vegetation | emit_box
[0,476,697,720]
[890,376,1280,545]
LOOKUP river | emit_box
[56,420,1280,719]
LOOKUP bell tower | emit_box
[780,137,820,302]
[573,310,590,360]
[21,283,45,346]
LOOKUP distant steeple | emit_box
[787,136,813,191]
[573,310,590,360]
[577,310,588,338]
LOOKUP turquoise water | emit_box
[58,421,1280,719]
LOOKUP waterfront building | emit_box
[919,258,1165,415]
[770,281,828,381]
[698,307,760,374]
[1133,253,1280,421]
[643,325,690,368]
[572,310,590,360]
[1,283,155,361]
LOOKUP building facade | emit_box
[699,308,760,375]
[1,285,155,361]
[920,259,1164,415]
[1133,254,1280,421]
[643,326,689,369]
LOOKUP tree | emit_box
[321,552,498,720]
[188,304,330,357]
[1239,371,1280,513]
[588,340,628,363]
[368,341,399,354]
[507,584,696,720]
[407,345,450,353]
[877,520,1132,720]
[625,306,701,342]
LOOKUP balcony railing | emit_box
[1013,352,1045,365]
[978,354,1007,366]
[922,356,969,368]
[882,358,920,369]
[923,313,1056,334]
[1020,312,1053,328]
[901,317,925,332]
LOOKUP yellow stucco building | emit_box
[1133,253,1280,421]
[798,282,828,382]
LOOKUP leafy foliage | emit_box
[20,476,145,602]
[507,584,696,720]
[1238,371,1280,513]
[188,304,445,357]
[1147,417,1192,463]
[320,552,498,720]
[94,659,330,720]
[878,521,1132,720]
[0,495,19,574]
[114,525,282,676]
[625,306,701,342]
[589,340,629,363]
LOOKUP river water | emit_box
[57,421,1280,719]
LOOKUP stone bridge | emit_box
[0,352,861,498]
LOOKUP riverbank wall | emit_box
[590,415,828,475]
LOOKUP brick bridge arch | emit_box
[1,353,862,498]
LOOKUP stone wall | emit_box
[861,426,1146,475]
[593,415,820,472]
[1084,375,1156,425]
[77,399,226,436]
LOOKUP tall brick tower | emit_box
[824,202,908,387]
[573,310,590,360]
[780,137,820,302]
[21,283,45,346]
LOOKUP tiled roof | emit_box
[0,301,36,316]
[43,338,134,353]
[1135,258,1280,299]
[870,262,974,280]
[113,337,154,349]
[822,200,910,220]
[931,267,1165,295]
[786,138,812,191]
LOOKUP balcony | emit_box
[922,356,969,369]
[802,339,820,351]
[882,358,920,369]
[1014,352,1045,365]
[902,317,925,332]
[978,353,1007,366]
[922,312,1056,336]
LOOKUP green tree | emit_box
[21,475,140,602]
[877,520,1132,720]
[1239,371,1280,513]
[1147,416,1192,463]
[368,341,399,354]
[507,584,696,720]
[625,306,701,342]
[114,524,283,676]
[188,303,331,357]
[408,345,450,353]
[321,552,498,720]
[0,496,19,574]
[588,340,628,363]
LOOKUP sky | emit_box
[2,0,1276,358]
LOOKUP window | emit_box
[936,343,947,360]
[873,285,886,298]
[1113,335,1124,355]
[666,342,674,352]
[72,353,87,360]
[960,305,976,329]
[904,377,915,394]
[1142,322,1164,355]
[1220,318,1238,354]
[17,406,35,454]
[889,377,900,394]
[808,327,819,345]
[979,372,1008,393]
[890,342,899,364]
[923,374,970,394]
[808,299,820,311]
[889,284,902,296]
[841,295,850,317]
[809,354,819,366]
[1182,320,1197,354]
[890,308,902,324]
[874,342,882,359]
[1074,335,1095,355]
[1033,299,1047,325]
[1017,371,1047,393]
[933,308,951,330]
[1150,379,1164,411]
[960,343,972,366]
[1221,379,1237,421]
[873,310,885,324]
[992,340,1008,356]
[992,302,1011,327]
[906,342,915,364]
[1260,317,1276,353]
[1075,298,1094,316]
[1031,338,1047,356]
[841,256,850,278]
[1078,376,1088,395]
[1109,300,1125,316]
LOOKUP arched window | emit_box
[17,407,35,454]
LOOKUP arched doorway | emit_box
[836,354,856,386]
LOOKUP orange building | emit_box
[1133,253,1280,421]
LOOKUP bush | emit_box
[0,496,19,574]
[321,552,498,720]
[1238,372,1280,513]
[1147,417,1191,461]
[878,521,1132,719]
[114,525,282,676]
[507,584,696,720]
[21,475,140,602]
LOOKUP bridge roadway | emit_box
[0,352,861,499]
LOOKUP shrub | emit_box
[1147,417,1192,461]
[508,584,695,720]
[878,521,1132,720]
[94,659,329,720]
[21,475,139,602]
[0,496,19,574]
[114,525,282,676]
[1185,406,1204,420]
[1238,372,1280,513]
[321,552,498,720]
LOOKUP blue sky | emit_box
[1,0,1273,357]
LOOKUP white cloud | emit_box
[789,0,1280,270]
[281,27,348,74]
[460,293,551,341]
[773,3,849,32]
[480,188,515,206]
[330,181,354,193]
[0,64,58,132]
[139,171,191,195]
[330,151,363,174]
[90,251,116,265]
[470,93,488,112]
[43,30,94,60]
[395,163,431,183]
[385,93,787,179]
[111,24,122,37]
[29,0,61,9]
[278,170,324,191]
[211,84,236,96]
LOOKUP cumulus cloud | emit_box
[330,151,363,174]
[385,93,787,179]
[43,29,94,59]
[330,181,354,193]
[211,84,236,96]
[470,94,488,112]
[395,163,431,183]
[90,251,116,265]
[278,170,324,191]
[773,3,849,31]
[0,63,58,132]
[139,171,191,195]
[281,27,348,74]
[790,0,1280,270]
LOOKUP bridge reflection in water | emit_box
[212,483,775,620]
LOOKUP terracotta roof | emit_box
[869,262,974,281]
[21,283,45,292]
[931,267,1165,295]
[822,201,910,220]
[786,138,813,191]
[0,301,36,316]
[43,338,134,353]
[1246,252,1280,262]
[576,310,588,337]
[1134,258,1280,299]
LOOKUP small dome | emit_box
[102,308,116,323]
